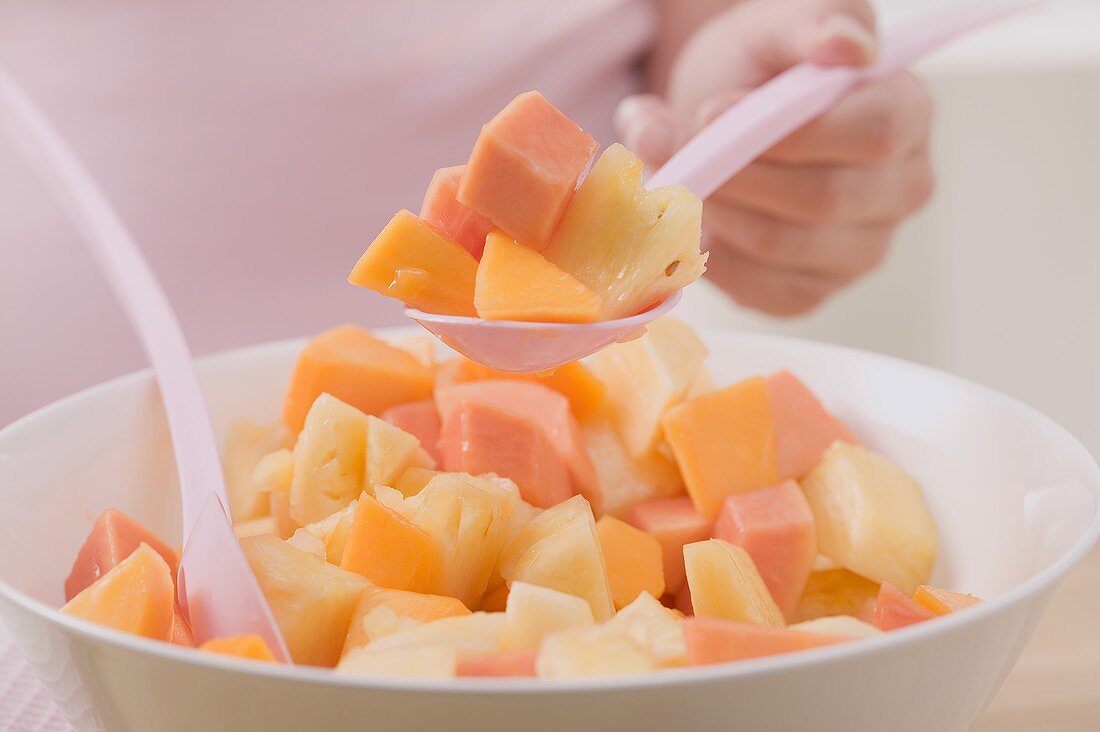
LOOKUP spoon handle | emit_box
[645,2,1037,198]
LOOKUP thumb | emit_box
[740,0,878,75]
[614,94,677,171]
[805,12,878,66]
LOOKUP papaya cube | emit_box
[457,649,537,677]
[380,400,442,465]
[343,586,471,656]
[458,91,597,249]
[348,209,478,316]
[62,543,174,641]
[626,497,710,595]
[913,585,983,615]
[596,516,665,609]
[283,324,434,432]
[240,535,368,667]
[340,493,434,592]
[475,230,602,323]
[662,376,780,519]
[501,581,594,651]
[436,356,605,421]
[65,509,178,601]
[792,568,880,623]
[712,480,816,619]
[683,617,847,665]
[874,582,936,631]
[199,634,277,663]
[581,413,684,519]
[420,165,495,258]
[683,539,784,627]
[766,370,855,479]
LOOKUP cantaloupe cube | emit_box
[499,495,615,621]
[169,604,195,646]
[240,535,368,666]
[199,634,277,662]
[283,325,434,432]
[289,394,368,525]
[683,617,846,665]
[587,317,707,457]
[543,144,705,318]
[475,230,603,323]
[64,509,178,601]
[222,420,290,522]
[801,443,937,593]
[458,91,597,249]
[437,398,574,509]
[789,615,881,639]
[348,209,478,316]
[457,650,537,677]
[436,380,595,503]
[873,582,936,631]
[420,165,495,258]
[343,586,471,655]
[683,539,784,627]
[340,493,433,592]
[913,585,982,615]
[62,543,174,641]
[712,481,816,619]
[766,370,856,480]
[537,625,654,678]
[381,400,442,465]
[436,357,605,421]
[596,515,665,609]
[662,377,780,519]
[580,413,684,518]
[393,467,441,497]
[500,581,594,652]
[605,592,687,667]
[792,568,880,623]
[626,497,710,595]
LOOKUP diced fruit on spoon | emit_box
[0,66,290,660]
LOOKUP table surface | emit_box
[3,547,1098,731]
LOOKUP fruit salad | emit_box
[347,91,708,323]
[60,319,984,678]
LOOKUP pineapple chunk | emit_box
[605,592,686,667]
[409,473,515,607]
[537,625,654,678]
[343,587,470,656]
[338,646,457,679]
[499,495,615,621]
[913,585,982,615]
[501,582,594,651]
[394,467,441,497]
[684,539,784,627]
[289,394,369,525]
[800,443,937,594]
[366,612,505,655]
[580,413,684,518]
[391,334,438,369]
[542,144,706,319]
[586,317,708,457]
[233,515,278,539]
[365,416,423,488]
[792,568,880,623]
[222,420,290,522]
[239,535,368,667]
[303,499,359,565]
[287,528,326,558]
[789,615,881,638]
[253,448,296,538]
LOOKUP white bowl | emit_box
[0,328,1097,732]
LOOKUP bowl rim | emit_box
[1,328,1098,694]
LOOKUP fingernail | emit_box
[614,95,660,137]
[624,115,674,165]
[813,14,877,64]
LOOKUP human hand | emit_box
[617,0,935,315]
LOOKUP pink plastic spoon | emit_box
[0,68,290,660]
[408,1,1034,373]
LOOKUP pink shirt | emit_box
[0,0,655,424]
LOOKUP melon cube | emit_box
[501,581,595,651]
[436,356,605,421]
[626,497,710,595]
[499,495,615,621]
[289,394,369,525]
[587,316,708,457]
[766,370,855,479]
[800,443,937,593]
[792,568,880,623]
[343,586,471,656]
[683,539,784,627]
[580,413,684,518]
[64,509,178,601]
[62,543,175,641]
[913,585,983,615]
[419,164,495,257]
[683,617,847,665]
[457,650,537,677]
[475,230,603,323]
[662,376,780,519]
[537,625,654,679]
[199,634,277,663]
[240,535,368,666]
[605,592,687,667]
[458,91,597,249]
[340,493,434,592]
[874,582,937,631]
[380,400,442,465]
[712,480,816,619]
[542,144,706,318]
[596,515,665,609]
[789,615,881,639]
[222,420,290,522]
[283,324,434,432]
